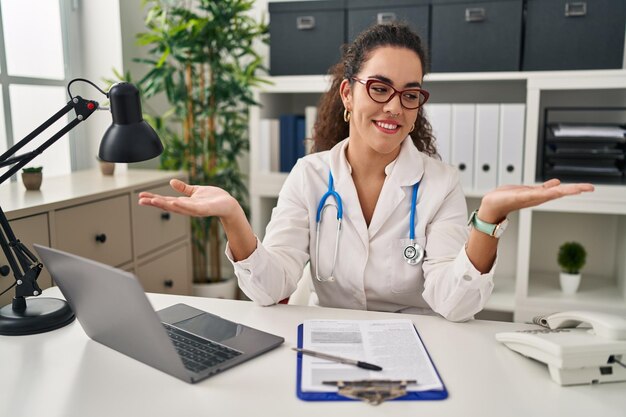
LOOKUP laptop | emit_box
[34,244,284,383]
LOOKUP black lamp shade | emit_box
[98,83,163,163]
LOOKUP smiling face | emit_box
[340,46,424,160]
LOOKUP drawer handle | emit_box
[0,265,10,276]
[164,279,174,288]
[377,12,397,25]
[161,212,171,221]
[465,7,486,22]
[296,16,315,30]
[565,2,587,17]
[95,233,107,243]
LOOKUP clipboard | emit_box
[296,323,448,402]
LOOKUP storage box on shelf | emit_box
[430,0,524,72]
[523,0,626,71]
[0,170,192,308]
[250,70,626,321]
[268,1,345,75]
[346,0,430,43]
[268,0,626,75]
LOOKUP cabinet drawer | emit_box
[133,184,189,257]
[431,0,523,72]
[54,195,132,267]
[0,214,52,307]
[136,244,191,295]
[523,0,626,71]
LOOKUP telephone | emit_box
[496,311,626,386]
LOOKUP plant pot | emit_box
[559,272,581,295]
[193,276,238,299]
[22,172,42,191]
[99,160,115,176]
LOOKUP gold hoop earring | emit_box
[343,108,351,123]
[409,123,415,133]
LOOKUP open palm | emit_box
[480,179,594,220]
[138,179,236,218]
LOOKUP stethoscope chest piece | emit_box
[403,241,424,265]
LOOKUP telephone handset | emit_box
[535,311,626,340]
[496,311,626,386]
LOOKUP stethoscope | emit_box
[314,171,423,282]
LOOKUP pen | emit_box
[292,347,383,371]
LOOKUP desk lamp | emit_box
[0,79,163,336]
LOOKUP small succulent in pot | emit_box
[21,166,43,191]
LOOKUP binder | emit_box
[498,104,525,185]
[426,104,452,164]
[451,104,476,190]
[474,104,500,191]
[279,114,304,172]
[269,119,280,172]
[304,106,317,155]
[295,116,306,159]
[259,119,279,172]
[295,323,448,402]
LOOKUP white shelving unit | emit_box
[248,70,626,321]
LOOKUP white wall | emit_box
[72,0,124,171]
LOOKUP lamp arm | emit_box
[0,96,98,307]
[0,101,74,164]
[0,97,98,184]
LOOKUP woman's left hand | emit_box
[478,179,594,222]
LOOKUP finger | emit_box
[139,194,182,206]
[138,197,162,207]
[541,178,561,188]
[141,196,210,217]
[170,179,196,196]
[557,183,595,195]
[138,196,191,215]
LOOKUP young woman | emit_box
[139,23,593,321]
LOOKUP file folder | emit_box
[295,323,448,402]
[498,104,525,185]
[451,104,476,190]
[474,104,500,191]
[426,104,453,164]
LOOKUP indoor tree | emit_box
[135,0,268,283]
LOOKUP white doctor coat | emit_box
[227,137,495,322]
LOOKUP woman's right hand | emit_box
[138,178,239,219]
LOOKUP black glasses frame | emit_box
[351,77,430,110]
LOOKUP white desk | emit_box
[1,287,624,417]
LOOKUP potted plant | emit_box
[21,166,43,191]
[96,156,115,176]
[557,241,587,294]
[132,0,268,297]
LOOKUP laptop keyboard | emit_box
[163,323,242,373]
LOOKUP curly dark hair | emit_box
[312,23,438,158]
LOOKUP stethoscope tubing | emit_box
[314,170,421,282]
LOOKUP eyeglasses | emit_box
[351,77,429,110]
